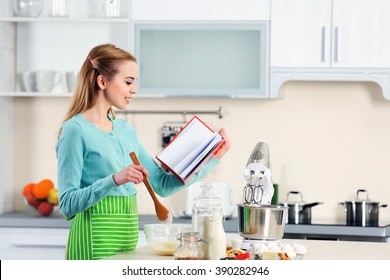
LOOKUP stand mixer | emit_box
[243,142,274,205]
[238,142,287,250]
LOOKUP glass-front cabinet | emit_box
[134,22,269,98]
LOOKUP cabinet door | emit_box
[270,0,332,68]
[332,0,390,68]
[0,227,69,260]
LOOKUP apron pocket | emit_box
[91,213,139,259]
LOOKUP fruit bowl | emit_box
[143,224,192,256]
[22,179,59,216]
[24,198,59,216]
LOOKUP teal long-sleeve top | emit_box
[56,114,219,219]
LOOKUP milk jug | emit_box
[192,183,226,260]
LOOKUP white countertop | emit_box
[106,238,390,260]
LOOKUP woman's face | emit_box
[104,60,138,110]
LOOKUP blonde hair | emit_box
[59,44,137,137]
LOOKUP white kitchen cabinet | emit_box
[270,0,390,99]
[131,0,270,21]
[271,0,390,68]
[333,0,390,68]
[0,227,147,260]
[270,0,332,68]
[0,227,69,260]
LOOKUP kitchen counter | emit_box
[0,211,72,228]
[1,212,390,242]
[0,213,237,230]
[106,238,390,260]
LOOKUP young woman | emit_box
[56,44,231,260]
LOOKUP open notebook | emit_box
[156,116,224,183]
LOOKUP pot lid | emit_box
[280,191,324,208]
[342,189,379,203]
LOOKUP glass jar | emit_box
[174,232,204,260]
[13,0,43,17]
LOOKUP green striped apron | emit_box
[66,196,139,260]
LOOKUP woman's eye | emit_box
[126,82,132,85]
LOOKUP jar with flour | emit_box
[192,183,226,260]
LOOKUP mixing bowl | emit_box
[143,223,192,256]
[237,203,288,240]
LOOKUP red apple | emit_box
[25,192,40,208]
[37,201,54,216]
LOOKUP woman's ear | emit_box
[97,75,106,90]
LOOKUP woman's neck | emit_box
[82,106,113,133]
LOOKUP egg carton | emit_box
[249,242,308,260]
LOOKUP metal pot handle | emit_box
[356,189,369,201]
[286,191,303,202]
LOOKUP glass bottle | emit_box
[192,183,223,259]
[174,232,204,260]
[208,206,226,260]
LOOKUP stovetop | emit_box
[283,222,390,242]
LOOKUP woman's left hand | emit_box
[214,128,231,159]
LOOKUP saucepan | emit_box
[339,189,388,227]
[279,191,323,224]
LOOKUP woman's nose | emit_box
[131,84,137,94]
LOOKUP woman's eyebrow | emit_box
[125,76,135,80]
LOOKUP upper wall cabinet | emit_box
[131,0,270,21]
[271,0,332,68]
[270,0,390,100]
[130,0,271,98]
[271,0,390,68]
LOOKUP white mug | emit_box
[66,71,79,93]
[36,70,61,93]
[18,72,26,91]
[50,0,68,17]
[105,0,121,17]
[22,71,38,92]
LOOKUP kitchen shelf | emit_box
[0,92,73,97]
[0,17,130,23]
[0,92,223,99]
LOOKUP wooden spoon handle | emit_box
[129,152,158,199]
[129,152,172,224]
[129,152,158,201]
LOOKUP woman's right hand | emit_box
[112,164,149,186]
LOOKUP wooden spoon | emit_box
[129,152,173,224]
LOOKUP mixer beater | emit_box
[242,142,274,205]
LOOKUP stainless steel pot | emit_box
[279,191,323,224]
[237,203,288,240]
[339,189,388,227]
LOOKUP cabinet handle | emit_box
[12,243,65,248]
[321,26,326,63]
[333,27,339,63]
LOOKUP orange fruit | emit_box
[23,183,36,196]
[32,179,54,199]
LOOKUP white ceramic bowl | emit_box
[143,223,192,256]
